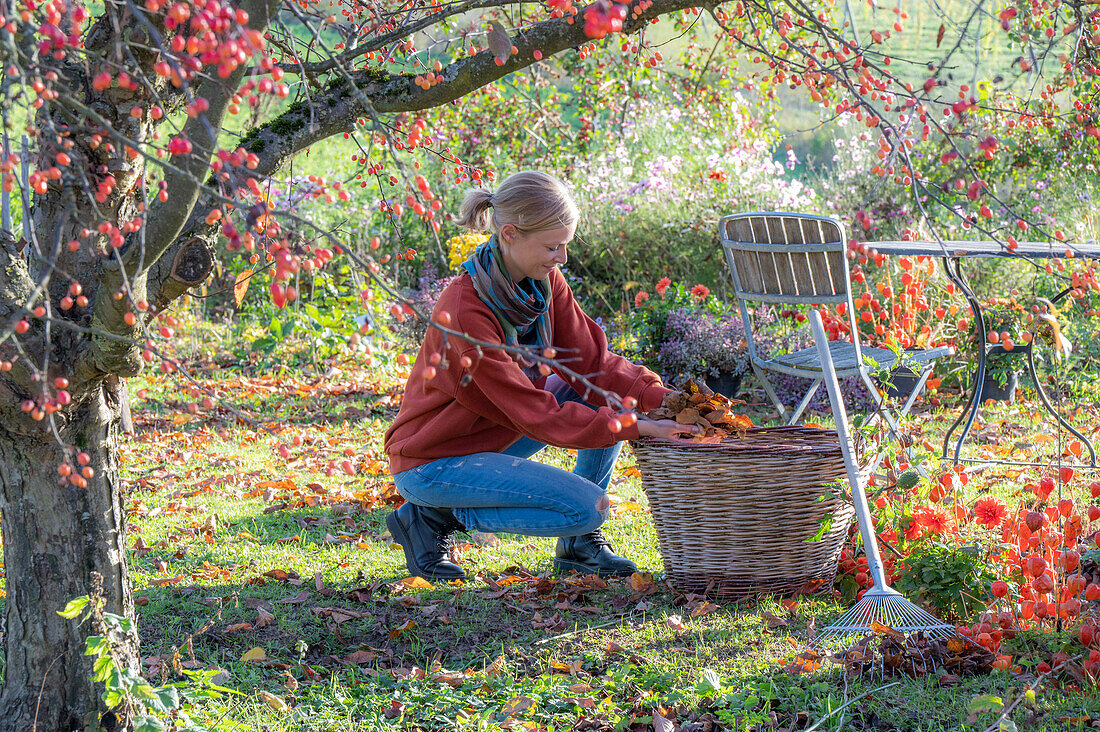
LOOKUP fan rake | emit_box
[807,311,958,654]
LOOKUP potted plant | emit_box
[977,299,1028,403]
[656,306,751,398]
[980,347,1020,402]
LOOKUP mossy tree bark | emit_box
[0,381,133,731]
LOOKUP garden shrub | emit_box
[895,542,997,623]
[569,90,819,305]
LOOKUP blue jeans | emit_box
[392,376,622,537]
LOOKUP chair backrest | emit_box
[719,212,850,305]
[719,212,863,367]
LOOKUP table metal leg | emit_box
[1025,335,1097,467]
[940,257,987,464]
[938,260,1096,466]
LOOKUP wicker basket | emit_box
[631,426,856,599]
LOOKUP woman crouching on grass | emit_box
[383,170,699,581]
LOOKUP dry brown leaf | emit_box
[628,572,656,593]
[783,650,823,674]
[276,590,311,604]
[225,622,252,632]
[549,658,583,675]
[654,710,675,732]
[675,407,702,424]
[400,576,434,590]
[432,670,467,688]
[258,690,289,712]
[389,619,416,639]
[255,606,275,628]
[233,269,252,307]
[614,500,645,514]
[666,614,685,631]
[870,620,906,643]
[501,696,536,716]
[483,654,506,676]
[762,611,788,629]
[344,650,376,664]
[691,601,719,618]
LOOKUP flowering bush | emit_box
[830,455,1100,674]
[446,231,491,270]
[611,278,727,369]
[570,89,820,301]
[656,307,750,384]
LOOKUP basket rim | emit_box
[632,425,844,454]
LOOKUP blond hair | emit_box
[455,170,579,235]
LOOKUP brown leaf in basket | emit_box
[688,392,710,405]
[685,378,713,396]
[662,392,688,412]
[703,410,727,424]
[728,413,754,431]
[675,407,701,424]
[648,407,675,420]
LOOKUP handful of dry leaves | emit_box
[645,379,754,442]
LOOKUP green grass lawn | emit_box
[96,331,1100,730]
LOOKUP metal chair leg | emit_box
[752,363,788,422]
[787,378,822,425]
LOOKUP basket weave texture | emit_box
[631,426,856,599]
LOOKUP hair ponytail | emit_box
[455,188,495,232]
[454,171,578,236]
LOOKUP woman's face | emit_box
[498,224,574,281]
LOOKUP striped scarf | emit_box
[463,235,552,374]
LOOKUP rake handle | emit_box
[808,310,890,591]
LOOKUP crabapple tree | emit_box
[0,0,1097,727]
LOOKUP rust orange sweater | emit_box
[384,269,668,474]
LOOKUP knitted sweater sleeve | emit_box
[544,269,668,412]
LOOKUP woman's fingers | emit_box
[661,420,701,439]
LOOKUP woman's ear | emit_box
[499,224,516,244]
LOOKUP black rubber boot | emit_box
[554,529,637,577]
[386,502,466,581]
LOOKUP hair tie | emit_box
[486,193,494,208]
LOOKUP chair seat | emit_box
[763,341,952,375]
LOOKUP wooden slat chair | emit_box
[719,212,952,440]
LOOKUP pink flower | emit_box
[655,277,671,296]
[634,290,650,307]
[690,284,710,301]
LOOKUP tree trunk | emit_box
[0,379,137,731]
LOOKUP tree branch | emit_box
[237,0,717,162]
[77,0,280,382]
[272,0,524,77]
[127,0,282,275]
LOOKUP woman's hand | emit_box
[637,418,703,441]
